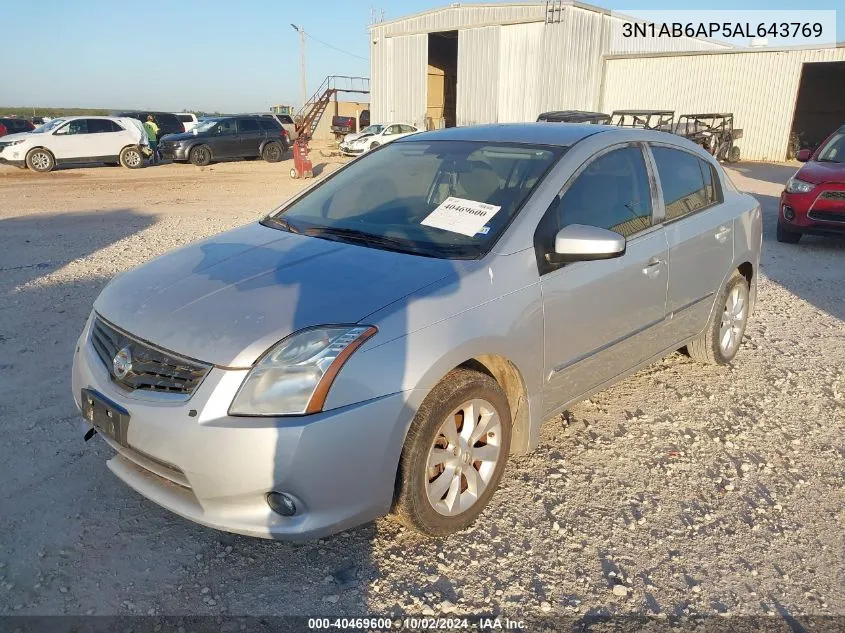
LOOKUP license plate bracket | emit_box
[81,388,130,447]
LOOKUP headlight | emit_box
[785,176,814,194]
[229,325,377,416]
[2,139,26,147]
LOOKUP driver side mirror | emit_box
[796,149,811,162]
[547,224,626,264]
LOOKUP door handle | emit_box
[715,225,732,243]
[642,257,663,278]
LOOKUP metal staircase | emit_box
[295,76,371,139]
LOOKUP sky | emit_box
[3,0,842,113]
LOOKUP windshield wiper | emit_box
[817,158,843,163]
[261,216,301,234]
[304,226,418,253]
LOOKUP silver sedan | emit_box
[72,123,762,539]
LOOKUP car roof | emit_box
[398,123,610,147]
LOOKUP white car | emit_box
[340,123,420,156]
[0,116,148,172]
[174,112,199,132]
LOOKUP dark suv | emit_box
[157,116,288,166]
[111,111,184,139]
[0,117,36,137]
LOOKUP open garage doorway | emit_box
[788,61,845,157]
[427,31,457,129]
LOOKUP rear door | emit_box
[235,118,263,156]
[86,119,125,157]
[538,143,669,413]
[647,144,734,344]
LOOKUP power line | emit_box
[305,32,368,62]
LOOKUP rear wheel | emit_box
[189,145,212,166]
[776,222,801,244]
[25,148,55,172]
[687,272,749,365]
[392,368,512,536]
[727,145,741,163]
[262,141,283,163]
[119,146,143,169]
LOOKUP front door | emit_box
[210,119,239,158]
[537,143,669,416]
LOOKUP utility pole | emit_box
[290,24,307,108]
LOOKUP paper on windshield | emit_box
[420,197,501,237]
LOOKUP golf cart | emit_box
[537,110,611,124]
[610,110,675,132]
[676,113,743,163]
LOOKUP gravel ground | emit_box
[0,157,842,623]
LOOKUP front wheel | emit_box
[369,141,380,152]
[727,145,741,163]
[25,148,55,172]
[687,272,749,365]
[262,141,283,163]
[189,145,212,167]
[119,146,143,169]
[391,368,512,536]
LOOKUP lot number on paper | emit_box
[421,197,502,237]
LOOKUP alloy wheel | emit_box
[425,398,502,517]
[719,284,747,357]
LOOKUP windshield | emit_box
[193,119,219,133]
[361,125,384,135]
[816,132,845,163]
[33,118,66,134]
[265,140,563,258]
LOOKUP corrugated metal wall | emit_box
[608,18,728,54]
[370,36,392,124]
[601,47,845,161]
[390,34,428,126]
[497,22,544,122]
[457,27,501,126]
[370,4,546,37]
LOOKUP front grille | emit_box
[820,191,845,201]
[808,211,845,223]
[90,316,211,395]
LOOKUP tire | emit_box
[391,368,512,536]
[262,141,283,163]
[289,167,298,179]
[776,222,801,244]
[727,146,741,163]
[686,272,750,366]
[189,145,212,167]
[369,141,380,151]
[119,146,143,169]
[25,148,55,172]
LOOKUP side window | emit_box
[87,119,117,133]
[258,119,277,132]
[651,146,716,221]
[280,115,294,124]
[557,145,653,238]
[384,125,400,136]
[400,125,416,133]
[238,118,259,133]
[216,119,237,135]
[56,119,89,135]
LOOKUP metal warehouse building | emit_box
[370,1,845,160]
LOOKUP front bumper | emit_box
[71,316,425,540]
[158,144,190,160]
[780,188,845,235]
[339,145,365,156]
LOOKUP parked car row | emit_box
[0,110,293,172]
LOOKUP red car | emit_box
[778,124,845,243]
[0,117,35,137]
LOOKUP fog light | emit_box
[266,491,297,516]
[782,205,795,221]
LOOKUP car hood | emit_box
[796,160,845,184]
[160,131,203,142]
[0,131,35,143]
[94,222,455,367]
